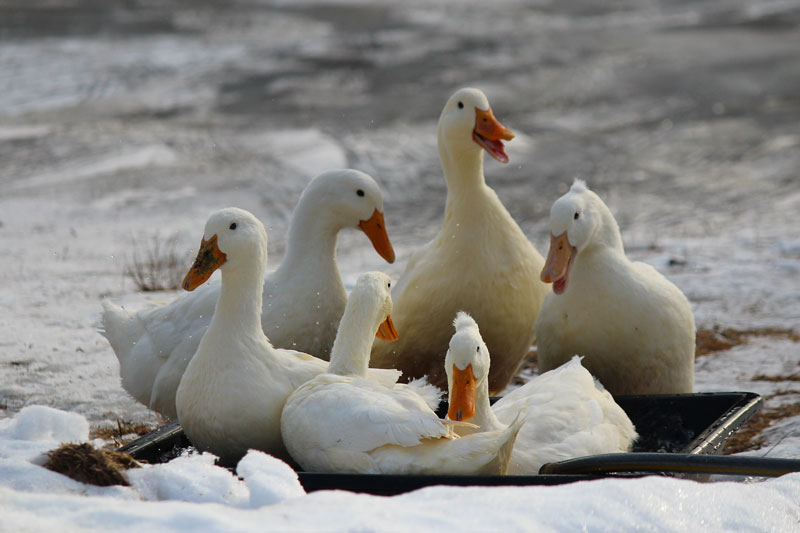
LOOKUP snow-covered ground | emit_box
[3,405,800,532]
[1,0,800,529]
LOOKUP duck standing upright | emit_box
[535,180,695,394]
[281,272,523,475]
[446,312,637,474]
[174,208,401,465]
[370,88,548,394]
[100,169,395,420]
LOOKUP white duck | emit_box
[370,88,549,393]
[445,312,637,474]
[101,169,395,420]
[535,180,696,394]
[174,208,403,466]
[281,272,523,475]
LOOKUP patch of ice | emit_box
[0,124,51,141]
[4,145,178,193]
[245,129,347,177]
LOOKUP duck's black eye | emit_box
[476,346,480,352]
[357,189,365,197]
[230,222,237,230]
[387,282,391,288]
[457,101,464,109]
[574,212,580,220]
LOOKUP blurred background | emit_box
[0,0,799,428]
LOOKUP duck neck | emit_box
[277,199,341,279]
[326,301,376,378]
[209,256,267,339]
[439,138,489,214]
[471,378,506,432]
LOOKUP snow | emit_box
[1,405,799,532]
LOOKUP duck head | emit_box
[445,312,490,422]
[437,88,515,164]
[541,180,623,295]
[183,207,268,291]
[302,169,395,263]
[347,271,398,342]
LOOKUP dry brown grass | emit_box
[695,327,800,357]
[125,232,189,292]
[723,401,800,455]
[91,419,156,447]
[44,443,140,487]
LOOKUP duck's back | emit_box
[536,251,695,395]
[281,374,450,473]
[372,189,547,393]
[494,357,637,473]
[261,265,346,360]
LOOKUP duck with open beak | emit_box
[540,232,577,295]
[472,107,515,163]
[358,209,395,264]
[182,234,227,291]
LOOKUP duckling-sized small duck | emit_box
[101,169,395,420]
[446,312,637,474]
[281,272,523,475]
[370,88,549,394]
[535,180,695,394]
[175,208,402,466]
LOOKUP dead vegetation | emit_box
[43,443,140,487]
[124,232,189,292]
[90,419,156,447]
[723,401,800,455]
[696,327,800,357]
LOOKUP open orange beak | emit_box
[447,363,477,422]
[376,314,399,341]
[182,234,227,291]
[473,107,514,163]
[541,231,576,295]
[358,209,395,263]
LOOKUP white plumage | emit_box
[445,312,637,474]
[282,272,522,475]
[100,169,395,419]
[535,180,696,394]
[173,209,400,465]
[370,88,548,393]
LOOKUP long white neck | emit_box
[438,131,490,215]
[207,253,267,341]
[275,195,342,279]
[459,375,506,434]
[327,299,377,377]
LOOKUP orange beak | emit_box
[358,209,395,263]
[447,363,477,422]
[182,234,227,291]
[376,314,399,341]
[472,107,514,163]
[541,231,576,295]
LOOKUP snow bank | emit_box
[1,406,799,532]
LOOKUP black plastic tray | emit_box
[120,392,763,495]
